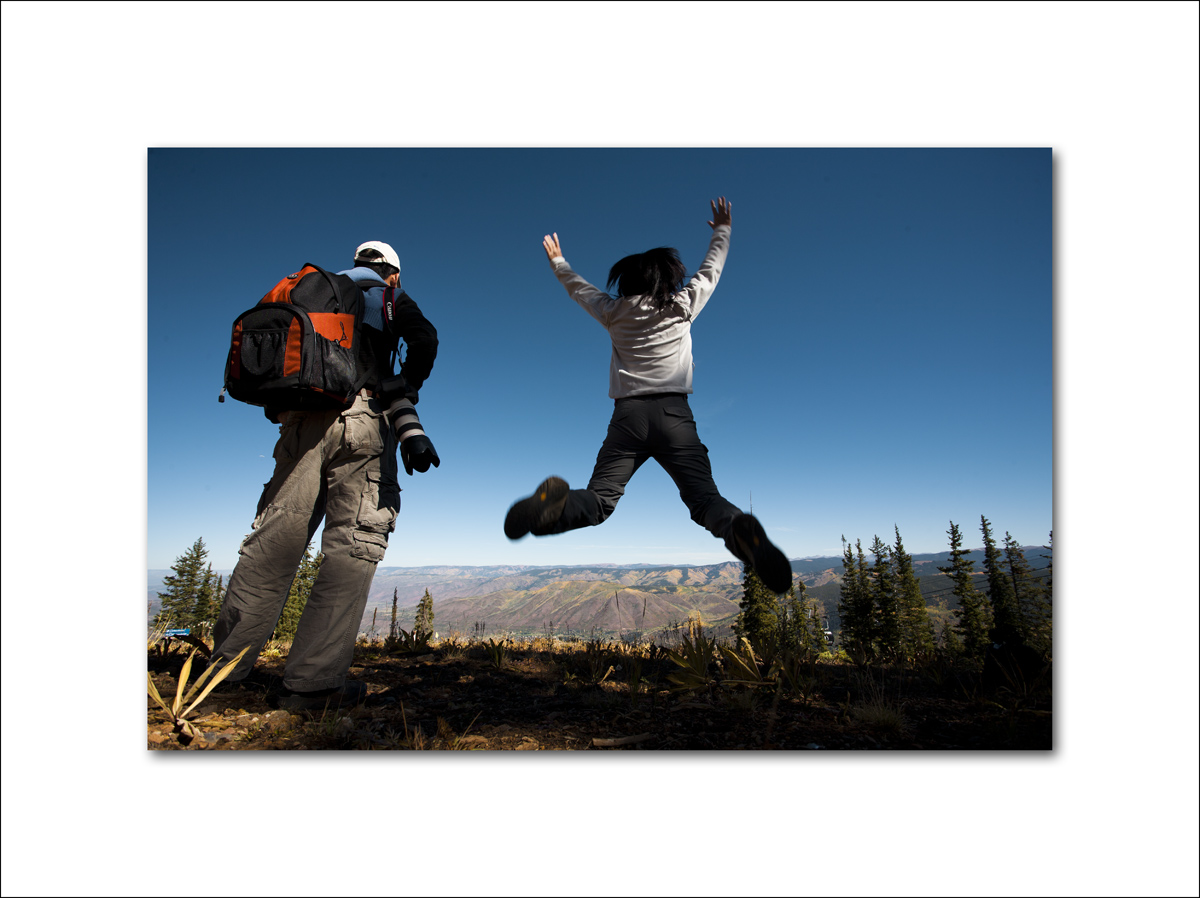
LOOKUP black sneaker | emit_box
[504,476,570,539]
[274,680,368,712]
[730,513,793,594]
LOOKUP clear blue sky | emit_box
[148,147,1052,570]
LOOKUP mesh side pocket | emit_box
[239,327,288,377]
[315,336,358,397]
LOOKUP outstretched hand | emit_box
[707,196,732,229]
[543,232,563,261]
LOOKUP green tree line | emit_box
[153,537,322,642]
[735,568,830,660]
[837,517,1052,666]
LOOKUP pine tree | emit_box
[389,588,399,641]
[736,566,777,648]
[1038,531,1054,655]
[837,536,873,658]
[155,538,211,630]
[798,593,829,660]
[1005,532,1052,655]
[211,573,225,622]
[191,564,223,635]
[981,516,1020,645]
[1042,531,1053,606]
[893,527,935,659]
[273,544,321,642]
[869,534,900,658]
[939,618,965,656]
[774,583,802,653]
[938,521,991,661]
[414,589,435,641]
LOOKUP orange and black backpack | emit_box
[221,263,372,414]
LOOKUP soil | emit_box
[146,640,1053,751]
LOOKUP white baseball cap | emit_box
[354,240,401,272]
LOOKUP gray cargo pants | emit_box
[209,391,399,691]
[547,394,743,549]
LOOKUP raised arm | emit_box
[680,197,732,320]
[543,230,613,327]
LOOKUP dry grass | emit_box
[848,670,909,735]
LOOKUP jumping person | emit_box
[504,198,792,594]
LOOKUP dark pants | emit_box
[547,394,742,548]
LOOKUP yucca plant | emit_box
[777,650,821,705]
[385,626,433,655]
[585,638,615,684]
[664,630,718,692]
[483,637,509,670]
[147,646,249,744]
[147,622,169,657]
[718,638,776,689]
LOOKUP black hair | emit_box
[606,246,687,309]
[353,248,399,280]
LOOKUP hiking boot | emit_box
[504,476,570,539]
[207,672,270,696]
[191,671,269,709]
[273,680,368,712]
[730,513,793,594]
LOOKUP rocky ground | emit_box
[147,638,1052,751]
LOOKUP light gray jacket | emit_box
[549,224,731,399]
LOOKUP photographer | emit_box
[208,241,439,711]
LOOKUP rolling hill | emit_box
[148,547,1049,639]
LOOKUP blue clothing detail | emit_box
[339,266,387,331]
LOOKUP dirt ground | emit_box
[147,639,1052,751]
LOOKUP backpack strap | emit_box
[382,286,400,372]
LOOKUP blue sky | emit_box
[149,147,1051,570]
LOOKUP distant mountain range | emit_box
[147,547,1050,639]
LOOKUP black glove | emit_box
[401,434,441,475]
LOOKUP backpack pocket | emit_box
[312,333,357,397]
[307,311,358,398]
[230,306,304,384]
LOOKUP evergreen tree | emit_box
[869,534,900,658]
[774,583,805,654]
[736,566,777,648]
[414,589,435,641]
[155,538,210,630]
[798,593,830,660]
[1042,531,1053,606]
[273,544,321,642]
[191,564,223,635]
[212,573,225,620]
[981,516,1020,644]
[893,527,935,659]
[1005,532,1052,655]
[1038,531,1053,654]
[389,588,399,641]
[837,536,873,658]
[938,521,991,661]
[939,618,965,657]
